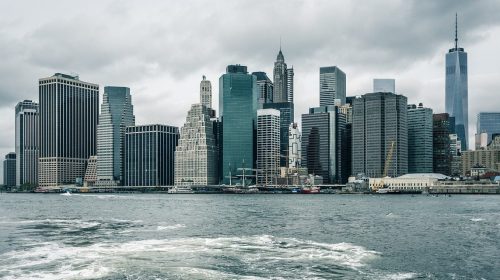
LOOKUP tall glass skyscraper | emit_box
[476,112,500,143]
[407,104,433,173]
[15,100,38,186]
[445,15,468,150]
[38,73,99,188]
[352,92,408,178]
[252,72,273,106]
[3,152,16,187]
[219,65,258,184]
[96,86,135,185]
[302,106,346,184]
[320,66,346,106]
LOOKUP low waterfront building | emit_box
[369,173,449,192]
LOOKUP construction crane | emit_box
[383,141,395,177]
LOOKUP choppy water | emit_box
[0,194,499,279]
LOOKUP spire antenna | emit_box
[280,36,282,51]
[455,13,458,49]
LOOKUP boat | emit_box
[301,186,320,194]
[61,190,72,196]
[168,186,194,194]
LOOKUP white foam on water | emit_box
[0,235,381,279]
[157,224,186,231]
[382,272,419,280]
[470,218,485,222]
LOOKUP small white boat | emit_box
[168,186,194,194]
[61,191,72,196]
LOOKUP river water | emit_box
[0,193,498,279]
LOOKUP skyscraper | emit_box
[263,102,294,167]
[96,86,135,185]
[200,75,212,109]
[15,100,38,186]
[407,104,433,173]
[352,92,408,178]
[302,106,346,183]
[175,103,218,186]
[288,123,301,169]
[3,152,16,187]
[256,109,280,185]
[287,67,294,103]
[219,65,258,183]
[476,112,500,144]
[38,73,99,188]
[432,113,455,176]
[273,49,288,103]
[252,72,273,105]
[445,15,468,150]
[124,124,179,186]
[320,66,346,106]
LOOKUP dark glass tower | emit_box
[445,15,468,150]
[3,152,16,187]
[15,100,39,186]
[219,65,258,184]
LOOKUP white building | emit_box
[175,77,218,186]
[288,123,301,168]
[257,109,280,185]
[369,173,449,191]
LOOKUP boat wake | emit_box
[0,235,392,279]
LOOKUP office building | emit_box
[319,66,346,106]
[273,48,288,103]
[373,79,395,93]
[287,67,294,103]
[476,112,500,144]
[407,104,433,173]
[200,75,212,109]
[445,15,468,150]
[288,123,301,169]
[219,65,258,183]
[124,125,179,186]
[263,102,294,167]
[175,102,218,186]
[256,109,280,185]
[302,106,346,183]
[84,156,97,187]
[432,113,455,176]
[352,92,408,178]
[252,72,273,105]
[3,153,16,187]
[475,132,488,150]
[15,100,38,186]
[38,73,99,188]
[96,87,135,185]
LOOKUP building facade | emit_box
[124,125,179,186]
[287,67,294,103]
[3,153,16,187]
[319,66,346,106]
[15,100,38,186]
[432,113,455,176]
[256,109,280,185]
[263,102,294,167]
[38,73,99,188]
[445,16,468,150]
[175,103,218,186]
[302,106,346,183]
[476,112,500,144]
[273,49,288,103]
[352,92,408,178]
[288,123,301,169]
[252,72,273,106]
[407,104,433,173]
[200,75,212,109]
[96,86,135,185]
[219,65,258,183]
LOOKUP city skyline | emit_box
[1,1,500,182]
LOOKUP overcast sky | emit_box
[1,0,500,183]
